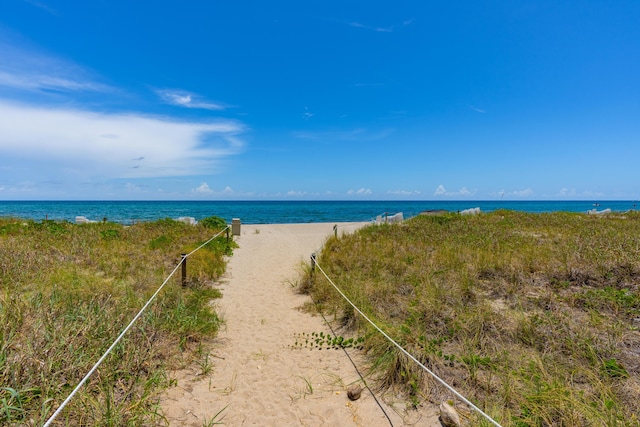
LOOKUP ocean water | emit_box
[0,200,638,224]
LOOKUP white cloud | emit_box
[492,188,535,198]
[0,42,111,93]
[302,106,314,120]
[293,127,393,142]
[156,89,226,110]
[287,190,308,196]
[23,0,58,15]
[192,183,235,195]
[581,190,605,198]
[468,105,486,113]
[387,189,421,196]
[124,182,144,192]
[0,101,245,181]
[193,183,214,194]
[512,188,533,197]
[558,187,576,197]
[349,22,393,33]
[347,188,372,195]
[434,185,475,197]
[353,82,383,87]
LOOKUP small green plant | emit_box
[581,286,640,316]
[462,352,493,375]
[100,229,120,239]
[290,331,365,350]
[196,344,214,376]
[602,358,629,379]
[290,376,314,401]
[300,376,314,395]
[1,387,25,423]
[149,234,172,250]
[202,405,227,426]
[219,373,237,396]
[251,349,269,361]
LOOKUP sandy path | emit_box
[160,223,440,426]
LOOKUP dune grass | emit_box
[304,210,640,426]
[0,217,234,426]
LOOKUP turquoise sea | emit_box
[0,200,638,225]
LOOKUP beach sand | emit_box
[160,223,440,426]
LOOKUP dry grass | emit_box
[304,210,640,426]
[0,217,234,425]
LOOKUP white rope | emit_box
[43,225,231,427]
[334,222,367,228]
[311,255,503,427]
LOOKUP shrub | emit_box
[200,215,227,230]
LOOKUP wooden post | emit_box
[310,252,316,273]
[226,227,230,242]
[181,254,187,287]
[333,224,338,238]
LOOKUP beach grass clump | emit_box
[305,210,640,426]
[0,217,233,425]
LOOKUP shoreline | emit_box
[1,200,638,225]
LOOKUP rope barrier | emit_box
[311,254,503,427]
[333,221,369,228]
[43,225,231,427]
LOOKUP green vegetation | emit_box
[290,331,366,350]
[304,210,640,426]
[0,216,234,425]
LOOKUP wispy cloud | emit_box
[353,82,383,87]
[512,188,533,197]
[0,71,111,93]
[468,105,486,113]
[22,0,58,16]
[555,188,606,198]
[293,127,393,142]
[347,188,372,195]
[347,17,413,33]
[558,187,576,197]
[0,45,112,94]
[349,22,393,33]
[387,189,421,196]
[0,101,245,182]
[156,89,226,110]
[302,106,314,120]
[434,185,475,197]
[493,188,534,198]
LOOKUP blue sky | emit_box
[0,1,639,200]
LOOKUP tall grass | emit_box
[305,210,640,426]
[0,217,234,425]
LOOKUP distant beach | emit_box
[0,200,637,225]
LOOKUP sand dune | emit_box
[160,223,440,426]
